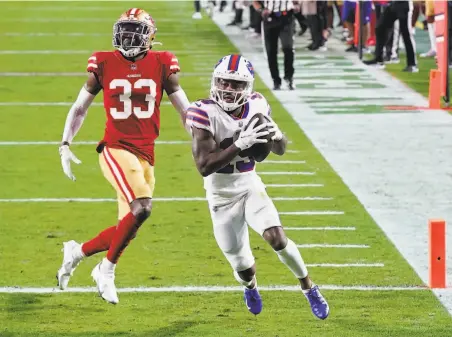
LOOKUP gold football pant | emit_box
[99,146,155,220]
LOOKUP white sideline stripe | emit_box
[297,244,369,248]
[0,141,190,145]
[280,211,345,215]
[0,197,331,203]
[266,184,324,188]
[261,160,306,164]
[285,227,356,231]
[0,284,427,294]
[307,263,384,267]
[0,72,210,77]
[258,171,315,175]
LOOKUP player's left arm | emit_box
[270,129,288,156]
[266,115,287,156]
[162,53,191,134]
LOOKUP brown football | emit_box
[239,113,274,162]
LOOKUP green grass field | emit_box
[0,1,451,336]
[385,57,436,99]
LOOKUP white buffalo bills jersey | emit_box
[186,92,271,198]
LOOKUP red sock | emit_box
[106,212,139,264]
[81,225,117,257]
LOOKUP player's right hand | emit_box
[234,118,269,150]
[59,144,81,181]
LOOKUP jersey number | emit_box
[217,136,255,174]
[109,79,157,119]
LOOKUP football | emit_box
[238,113,275,162]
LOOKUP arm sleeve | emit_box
[168,89,191,134]
[61,86,95,143]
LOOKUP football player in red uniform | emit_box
[56,8,191,304]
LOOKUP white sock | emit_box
[233,270,256,288]
[73,244,85,260]
[275,239,308,279]
[100,257,116,273]
[428,23,436,52]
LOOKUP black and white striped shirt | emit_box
[264,0,294,13]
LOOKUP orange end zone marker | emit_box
[429,219,446,288]
[429,69,442,109]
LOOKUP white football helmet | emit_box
[210,54,255,112]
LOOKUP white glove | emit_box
[234,118,269,150]
[266,118,283,141]
[59,144,81,181]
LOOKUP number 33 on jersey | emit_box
[87,50,180,165]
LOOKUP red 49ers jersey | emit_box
[87,50,180,166]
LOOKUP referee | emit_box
[364,0,418,72]
[253,0,298,90]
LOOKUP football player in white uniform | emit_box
[186,54,329,319]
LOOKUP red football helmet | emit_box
[113,8,157,58]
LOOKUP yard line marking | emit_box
[2,32,182,37]
[266,184,324,188]
[297,244,369,248]
[0,284,428,294]
[285,227,356,231]
[0,102,171,107]
[261,160,306,164]
[3,7,161,12]
[3,32,112,37]
[5,18,186,23]
[0,141,190,146]
[273,197,332,201]
[280,211,345,215]
[286,150,300,153]
[0,102,102,106]
[307,263,384,267]
[0,197,331,203]
[258,171,315,175]
[0,50,92,55]
[0,72,210,77]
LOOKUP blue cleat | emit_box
[243,287,263,315]
[303,285,329,320]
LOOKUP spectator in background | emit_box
[343,0,372,52]
[193,0,202,19]
[303,1,326,51]
[294,7,308,36]
[373,0,398,62]
[364,0,418,72]
[342,0,357,48]
[242,2,262,38]
[253,0,298,90]
[228,0,245,26]
[420,0,436,58]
